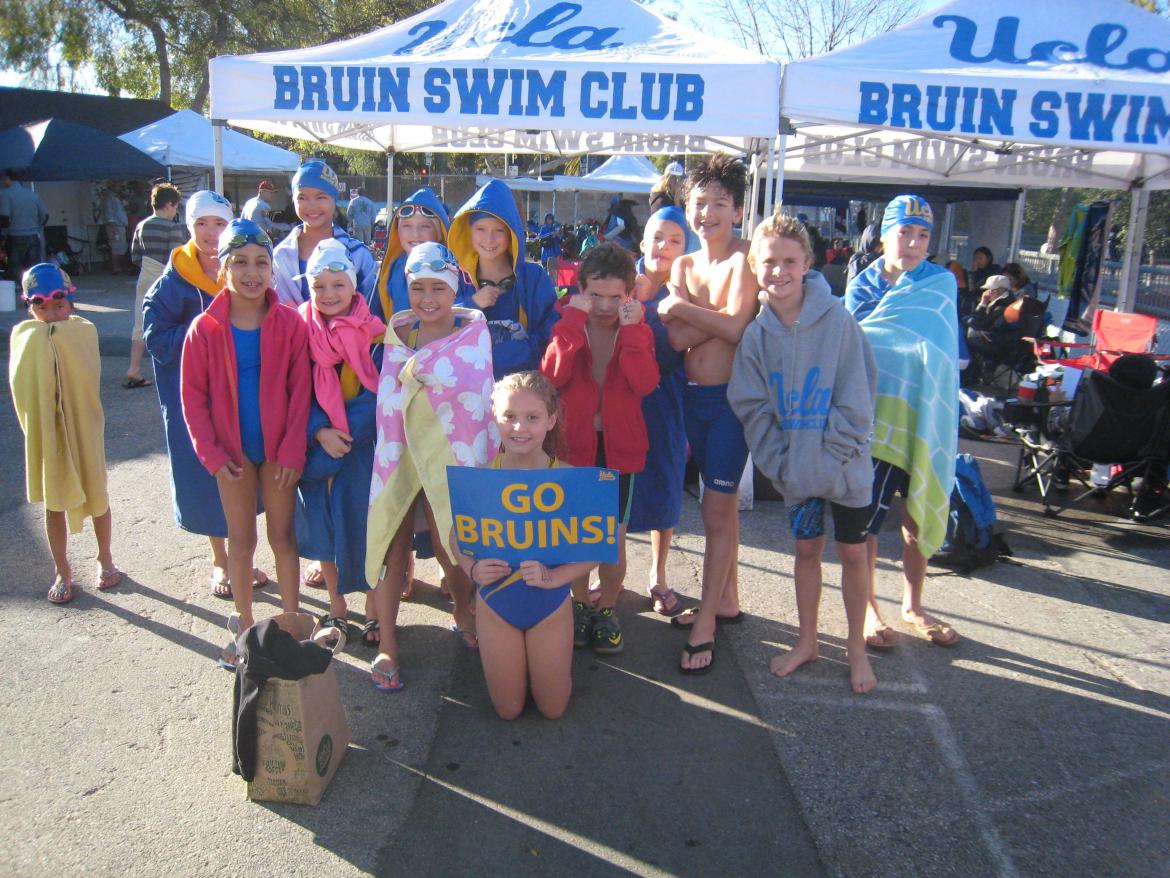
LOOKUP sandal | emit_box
[864,626,897,651]
[647,583,683,616]
[680,641,716,676]
[301,562,326,589]
[252,568,269,590]
[360,619,381,649]
[47,577,75,605]
[669,608,745,629]
[122,376,152,389]
[209,569,232,600]
[97,566,122,591]
[371,657,404,692]
[449,622,479,651]
[312,616,349,653]
[218,638,240,672]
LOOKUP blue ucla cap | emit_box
[291,159,340,201]
[21,263,75,302]
[217,218,273,261]
[882,194,934,237]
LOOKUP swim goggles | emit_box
[24,290,69,306]
[477,275,516,292]
[396,204,438,220]
[307,259,352,276]
[407,253,460,274]
[223,230,273,252]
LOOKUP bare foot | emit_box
[769,641,819,677]
[848,648,877,694]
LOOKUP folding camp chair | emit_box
[1012,369,1170,518]
[1030,309,1169,373]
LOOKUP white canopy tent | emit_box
[120,109,301,174]
[778,0,1170,311]
[208,0,780,205]
[476,154,661,193]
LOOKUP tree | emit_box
[1,0,433,110]
[703,0,922,59]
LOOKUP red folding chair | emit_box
[1031,309,1169,372]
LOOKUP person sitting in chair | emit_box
[965,274,1017,385]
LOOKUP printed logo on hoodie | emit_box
[769,368,831,431]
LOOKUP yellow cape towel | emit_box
[9,317,109,533]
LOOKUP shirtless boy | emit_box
[657,155,757,674]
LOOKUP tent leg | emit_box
[941,202,955,257]
[746,150,763,235]
[1117,184,1148,314]
[1008,190,1026,262]
[386,151,395,210]
[773,133,787,211]
[212,120,225,195]
[763,137,776,221]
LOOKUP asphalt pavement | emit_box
[1,272,1167,877]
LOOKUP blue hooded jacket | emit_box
[374,187,474,316]
[449,179,558,378]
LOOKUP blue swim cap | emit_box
[291,160,340,201]
[21,263,75,302]
[218,218,273,261]
[881,194,934,237]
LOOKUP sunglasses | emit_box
[478,275,516,293]
[309,260,352,276]
[24,290,68,306]
[396,204,438,220]
[408,256,459,274]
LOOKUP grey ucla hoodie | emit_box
[728,270,877,508]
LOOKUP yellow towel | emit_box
[8,317,109,533]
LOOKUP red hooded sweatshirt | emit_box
[181,288,310,476]
[541,300,659,473]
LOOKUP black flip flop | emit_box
[680,641,715,675]
[122,377,153,389]
[361,619,380,649]
[670,609,745,629]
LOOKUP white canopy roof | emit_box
[209,0,780,154]
[119,109,301,174]
[780,0,1170,190]
[478,154,661,193]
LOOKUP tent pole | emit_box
[763,137,776,221]
[212,120,225,194]
[1117,183,1149,314]
[386,151,395,209]
[1008,190,1026,262]
[941,202,955,257]
[746,150,762,235]
[774,133,787,210]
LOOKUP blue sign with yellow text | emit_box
[447,465,618,566]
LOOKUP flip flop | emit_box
[209,569,232,600]
[252,569,269,590]
[360,619,380,649]
[864,626,898,651]
[680,641,715,676]
[301,562,326,589]
[647,583,684,616]
[122,377,152,389]
[912,620,960,648]
[97,566,122,591]
[47,578,75,605]
[670,608,745,629]
[371,657,404,692]
[449,622,479,651]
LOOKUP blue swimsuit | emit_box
[476,456,571,631]
[231,325,265,465]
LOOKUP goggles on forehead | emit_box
[407,254,459,275]
[308,259,352,276]
[225,231,272,251]
[396,204,438,220]
[24,290,69,306]
[477,275,516,292]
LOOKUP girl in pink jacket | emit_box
[181,219,311,667]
